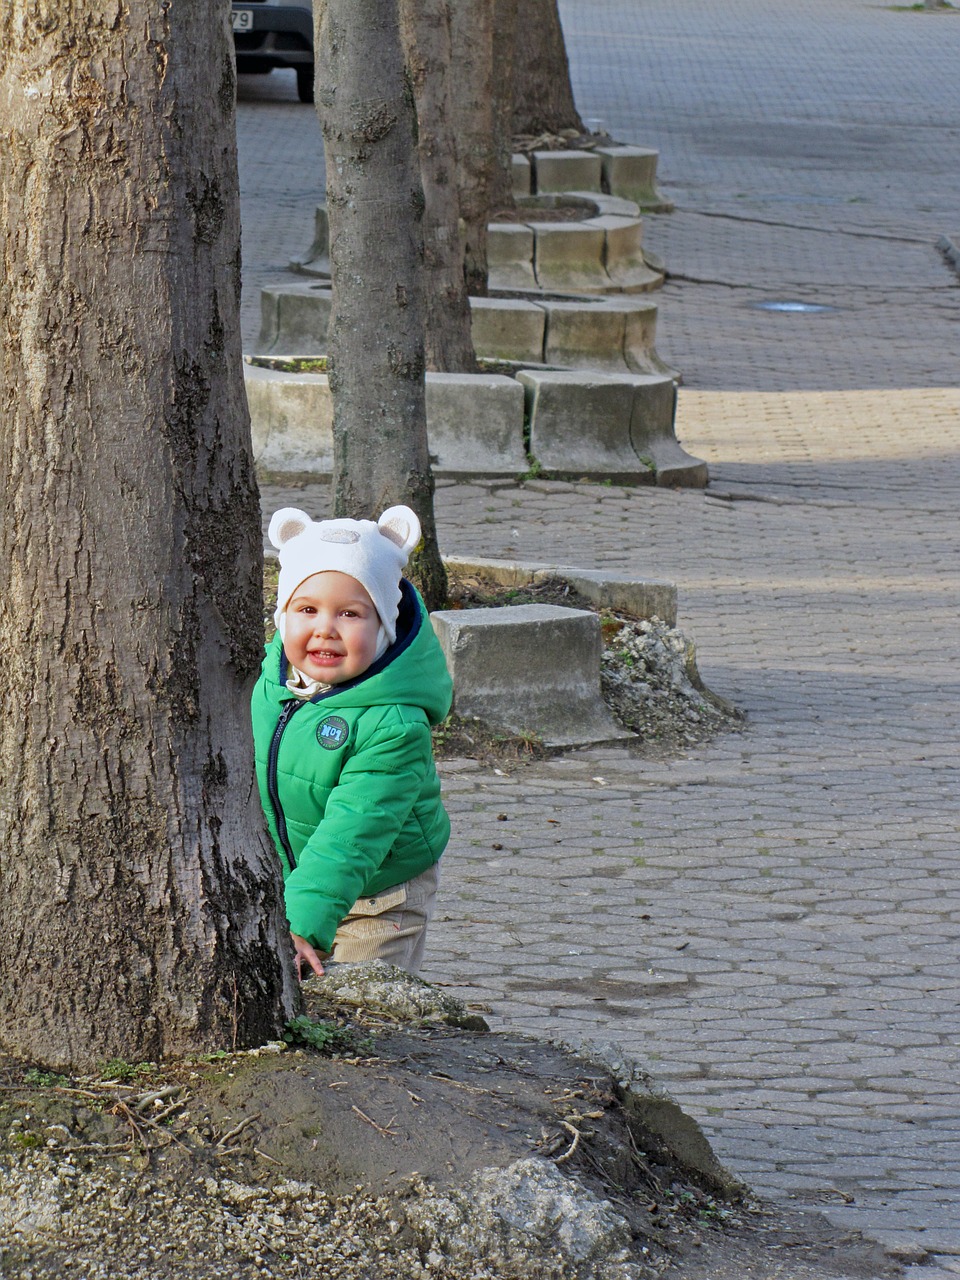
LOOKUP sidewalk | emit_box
[243,0,960,1264]
[260,386,960,1260]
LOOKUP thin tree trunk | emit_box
[489,0,519,214]
[511,0,584,136]
[0,2,298,1069]
[315,0,447,607]
[400,0,477,372]
[448,0,495,296]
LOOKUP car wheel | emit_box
[296,64,314,104]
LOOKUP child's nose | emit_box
[314,613,338,636]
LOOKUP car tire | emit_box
[296,64,314,104]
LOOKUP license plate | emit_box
[231,9,254,31]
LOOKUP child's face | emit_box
[283,571,382,684]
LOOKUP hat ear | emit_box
[268,508,311,549]
[378,505,421,558]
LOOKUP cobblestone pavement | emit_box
[260,387,960,1266]
[241,1,960,1269]
[560,0,960,390]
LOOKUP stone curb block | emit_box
[532,149,603,194]
[244,364,527,479]
[430,604,633,748]
[518,369,706,488]
[257,281,330,354]
[486,224,538,291]
[937,233,960,277]
[628,376,708,489]
[489,194,664,297]
[511,154,531,196]
[529,220,608,293]
[469,296,546,365]
[259,284,675,380]
[290,205,330,276]
[516,145,673,212]
[245,362,333,477]
[425,373,528,476]
[518,370,652,482]
[442,555,678,626]
[596,145,675,212]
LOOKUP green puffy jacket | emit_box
[251,581,453,951]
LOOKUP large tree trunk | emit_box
[316,0,447,607]
[400,0,477,372]
[0,0,298,1070]
[511,0,584,136]
[448,0,495,296]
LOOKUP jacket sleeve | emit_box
[281,707,432,951]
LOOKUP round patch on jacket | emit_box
[316,714,349,750]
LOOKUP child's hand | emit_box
[290,932,325,980]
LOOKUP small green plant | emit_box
[23,1067,69,1088]
[284,1015,373,1057]
[9,1130,43,1150]
[100,1059,156,1083]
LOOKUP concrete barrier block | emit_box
[290,205,330,276]
[597,145,674,212]
[530,221,608,292]
[596,297,676,378]
[442,556,555,589]
[255,283,331,355]
[532,150,603,194]
[575,192,641,219]
[518,369,653,481]
[591,215,664,293]
[487,223,538,291]
[430,604,632,747]
[425,374,527,477]
[546,568,678,625]
[442,555,678,624]
[539,300,628,372]
[512,154,532,196]
[627,375,708,488]
[244,365,528,480]
[244,363,333,476]
[470,296,545,364]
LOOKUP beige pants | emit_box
[326,861,439,976]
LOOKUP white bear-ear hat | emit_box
[268,505,421,645]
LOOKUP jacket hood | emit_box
[262,580,452,725]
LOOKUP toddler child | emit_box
[252,504,453,979]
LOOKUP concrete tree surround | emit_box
[245,359,705,487]
[246,140,707,487]
[429,558,680,748]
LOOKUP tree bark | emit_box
[448,0,495,296]
[511,0,584,136]
[489,0,520,214]
[315,0,447,607]
[399,0,477,372]
[0,0,298,1070]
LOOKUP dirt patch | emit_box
[513,128,614,154]
[490,204,596,223]
[0,990,899,1280]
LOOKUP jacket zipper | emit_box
[267,699,307,870]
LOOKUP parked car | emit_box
[231,0,314,103]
